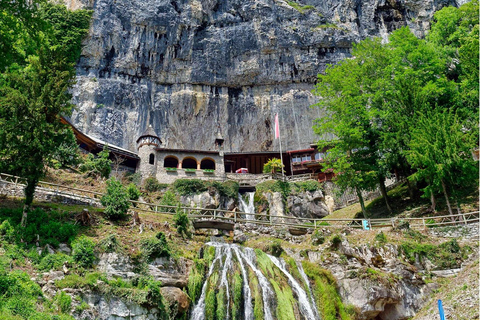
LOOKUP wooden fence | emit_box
[1,173,478,231]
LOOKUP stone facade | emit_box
[154,150,225,184]
[136,127,225,183]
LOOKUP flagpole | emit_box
[275,114,285,180]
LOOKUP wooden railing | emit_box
[1,173,478,231]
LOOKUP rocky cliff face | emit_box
[68,0,460,152]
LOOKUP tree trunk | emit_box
[430,191,436,213]
[355,187,368,219]
[21,177,38,227]
[378,176,392,214]
[441,179,454,216]
[405,178,415,199]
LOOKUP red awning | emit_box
[235,168,249,173]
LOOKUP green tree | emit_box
[406,109,478,215]
[0,0,91,226]
[101,177,131,220]
[173,204,191,238]
[79,146,112,178]
[263,158,284,176]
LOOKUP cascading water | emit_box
[238,192,255,220]
[190,242,322,320]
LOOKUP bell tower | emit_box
[136,125,161,178]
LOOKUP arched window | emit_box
[182,157,197,169]
[164,156,178,168]
[200,158,215,170]
[149,153,155,165]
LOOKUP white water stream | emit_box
[238,192,255,220]
[190,242,321,320]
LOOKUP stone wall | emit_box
[155,150,225,184]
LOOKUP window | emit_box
[315,153,325,161]
[302,155,311,162]
[182,157,197,169]
[292,156,301,163]
[149,153,155,165]
[200,158,215,170]
[164,156,178,168]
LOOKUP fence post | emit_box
[314,220,317,229]
[155,205,158,213]
[422,218,426,230]
[391,219,395,229]
[214,210,216,219]
[234,211,237,223]
[463,214,467,225]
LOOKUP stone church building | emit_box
[136,125,225,183]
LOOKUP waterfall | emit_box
[190,243,322,320]
[297,260,321,320]
[379,15,389,44]
[238,192,255,220]
[268,255,319,320]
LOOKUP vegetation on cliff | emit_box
[313,0,479,218]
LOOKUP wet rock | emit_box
[233,230,247,243]
[97,253,137,279]
[161,287,190,315]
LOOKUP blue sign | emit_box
[362,220,370,230]
[438,300,446,320]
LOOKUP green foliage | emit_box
[159,189,179,212]
[101,177,130,220]
[286,1,314,13]
[216,287,226,320]
[292,180,323,193]
[204,272,218,320]
[38,253,74,272]
[330,235,342,249]
[71,236,96,268]
[80,147,112,179]
[38,3,92,63]
[255,180,291,200]
[187,259,206,304]
[126,183,141,202]
[173,179,207,195]
[98,234,120,253]
[144,176,166,193]
[140,232,171,261]
[265,239,284,257]
[0,207,77,247]
[0,0,92,219]
[311,230,325,245]
[401,239,469,269]
[52,138,81,168]
[374,231,387,245]
[302,261,351,320]
[232,272,243,320]
[53,291,72,314]
[262,158,284,174]
[313,1,479,216]
[173,205,191,238]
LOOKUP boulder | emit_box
[161,287,190,315]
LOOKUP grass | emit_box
[286,0,314,13]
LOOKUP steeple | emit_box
[136,125,161,149]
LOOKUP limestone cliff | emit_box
[69,0,460,152]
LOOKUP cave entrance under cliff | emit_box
[182,157,197,169]
[200,158,215,170]
[164,156,179,168]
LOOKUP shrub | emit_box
[266,239,283,257]
[173,179,207,195]
[311,230,325,246]
[375,231,387,245]
[141,232,171,261]
[72,236,96,268]
[174,205,191,238]
[99,234,120,253]
[144,176,166,193]
[79,146,111,178]
[159,189,179,212]
[126,183,141,202]
[101,177,130,220]
[0,220,15,242]
[330,235,342,249]
[38,253,74,272]
[54,291,72,313]
[292,180,323,193]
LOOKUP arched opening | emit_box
[200,158,215,170]
[164,156,178,168]
[182,157,197,169]
[149,153,155,165]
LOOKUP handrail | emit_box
[1,172,479,231]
